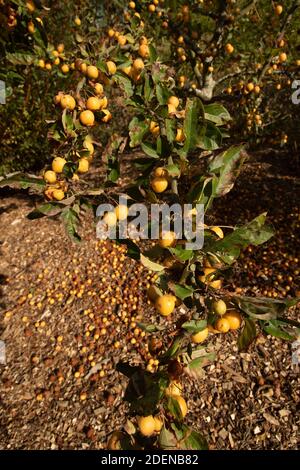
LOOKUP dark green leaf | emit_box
[114,72,134,97]
[209,145,246,197]
[141,142,160,158]
[160,336,184,362]
[181,98,204,155]
[170,284,194,300]
[167,396,184,420]
[165,119,176,144]
[140,254,165,272]
[159,427,177,450]
[137,322,165,333]
[204,103,231,125]
[262,320,295,341]
[156,83,169,105]
[198,122,222,150]
[0,173,45,189]
[181,427,209,450]
[211,213,274,265]
[181,320,207,333]
[6,52,35,65]
[235,295,298,320]
[169,246,193,261]
[60,207,81,242]
[27,203,62,219]
[165,163,181,177]
[129,117,148,147]
[238,317,257,351]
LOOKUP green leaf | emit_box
[116,239,140,260]
[181,320,207,333]
[209,145,246,197]
[235,295,298,321]
[144,74,152,102]
[204,103,231,125]
[262,319,295,341]
[108,168,119,182]
[181,97,204,155]
[0,173,45,189]
[129,117,149,147]
[187,176,213,205]
[124,370,168,415]
[210,213,274,265]
[61,109,74,133]
[165,163,181,177]
[149,44,158,63]
[238,317,257,351]
[6,53,35,65]
[156,83,169,105]
[160,336,184,362]
[133,156,156,170]
[165,119,176,143]
[114,72,134,97]
[167,396,184,420]
[140,254,165,272]
[141,142,160,158]
[169,246,193,261]
[181,427,209,450]
[27,203,62,219]
[60,207,81,242]
[137,322,165,333]
[171,284,194,300]
[198,122,222,150]
[159,426,177,450]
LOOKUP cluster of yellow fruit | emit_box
[5,4,18,29]
[226,80,261,97]
[118,382,186,442]
[189,300,242,342]
[106,35,149,82]
[177,41,187,63]
[121,57,146,82]
[246,111,263,129]
[137,414,163,437]
[148,97,185,146]
[198,266,222,290]
[150,166,170,193]
[137,379,187,438]
[37,43,74,73]
[107,28,128,47]
[27,16,42,35]
[102,204,129,227]
[54,87,111,127]
[43,159,68,201]
[210,300,242,334]
[43,134,94,200]
[121,0,155,27]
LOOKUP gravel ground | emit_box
[0,156,299,450]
